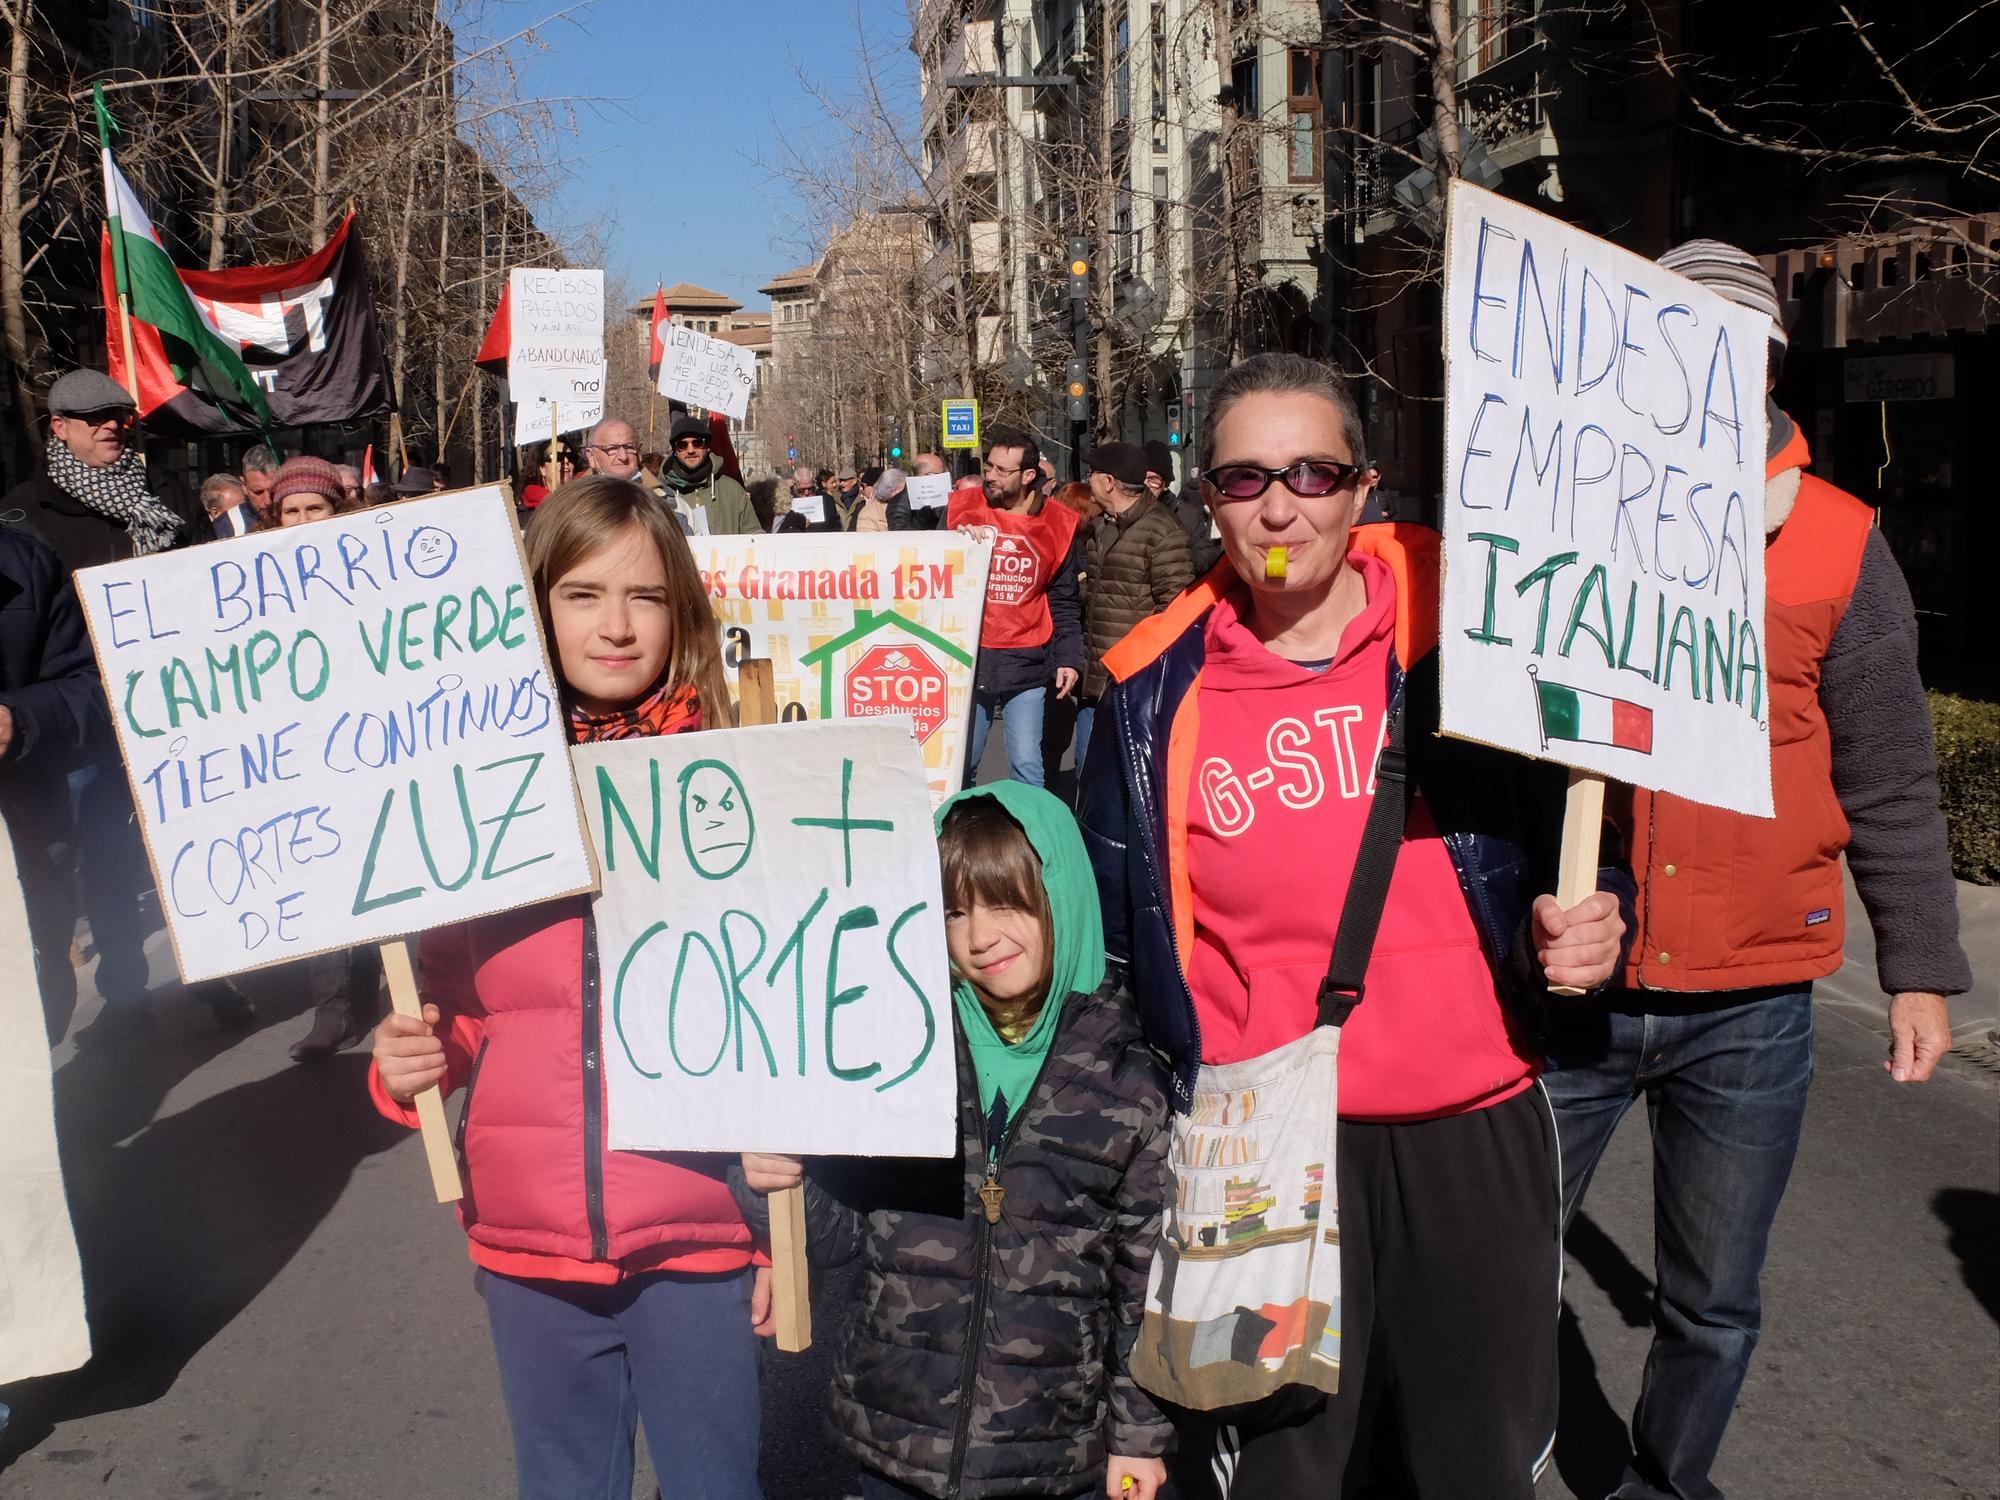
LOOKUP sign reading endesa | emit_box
[578,720,955,1157]
[75,488,597,983]
[1440,181,1773,817]
[690,532,993,805]
[509,267,605,445]
[656,323,758,420]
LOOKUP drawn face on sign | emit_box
[678,760,754,878]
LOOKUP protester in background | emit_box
[0,521,105,1045]
[1543,240,1971,1500]
[335,464,362,507]
[858,468,914,532]
[911,452,947,477]
[1049,480,1096,521]
[660,413,759,534]
[267,460,385,1061]
[362,481,394,508]
[1080,353,1625,1498]
[1074,441,1192,776]
[639,450,666,494]
[1148,438,1221,576]
[393,466,436,496]
[582,417,644,482]
[371,476,762,1500]
[3,369,254,1040]
[430,463,452,491]
[735,782,1171,1500]
[240,443,281,521]
[260,456,349,528]
[200,473,257,539]
[949,427,1083,789]
[787,464,830,528]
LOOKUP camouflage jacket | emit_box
[733,985,1172,1498]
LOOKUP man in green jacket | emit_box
[1075,441,1192,776]
[660,413,760,534]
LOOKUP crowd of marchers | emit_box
[0,240,1970,1500]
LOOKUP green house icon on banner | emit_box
[797,609,975,741]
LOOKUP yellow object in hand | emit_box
[1122,1479,1136,1494]
[1265,545,1288,581]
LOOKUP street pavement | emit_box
[1,847,1993,1497]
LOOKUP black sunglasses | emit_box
[1203,459,1367,502]
[673,435,709,447]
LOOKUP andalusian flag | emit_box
[1535,678,1654,754]
[95,85,269,424]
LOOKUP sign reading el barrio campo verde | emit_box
[1441,180,1773,817]
[75,488,596,983]
[578,720,955,1158]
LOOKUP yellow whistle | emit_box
[1265,546,1288,581]
[1122,1480,1137,1494]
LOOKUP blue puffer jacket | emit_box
[1076,525,1630,1109]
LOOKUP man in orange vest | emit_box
[1543,240,1970,1500]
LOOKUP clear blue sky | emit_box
[501,0,919,313]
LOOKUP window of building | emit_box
[1288,49,1319,182]
[1151,2,1167,124]
[1230,54,1258,115]
[1115,12,1132,123]
[1152,165,1170,280]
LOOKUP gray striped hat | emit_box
[1656,238,1787,349]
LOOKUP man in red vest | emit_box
[1544,240,1970,1500]
[950,426,1083,787]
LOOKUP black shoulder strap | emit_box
[1315,696,1409,1029]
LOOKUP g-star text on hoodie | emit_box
[1197,708,1389,837]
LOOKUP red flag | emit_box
[361,443,376,486]
[647,285,669,383]
[709,411,742,484]
[475,281,511,377]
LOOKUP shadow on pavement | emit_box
[1553,1212,1653,1498]
[0,1053,402,1471]
[1932,1187,1999,1326]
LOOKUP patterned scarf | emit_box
[567,678,703,743]
[44,434,183,556]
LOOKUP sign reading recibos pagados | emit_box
[579,720,955,1157]
[75,488,596,983]
[510,267,605,445]
[690,532,993,805]
[1441,181,1773,816]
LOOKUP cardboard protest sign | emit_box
[1441,181,1772,816]
[691,532,993,804]
[577,719,955,1157]
[507,267,604,445]
[75,488,596,983]
[0,824,89,1383]
[655,323,757,420]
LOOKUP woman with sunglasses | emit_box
[660,413,760,534]
[1077,353,1627,1499]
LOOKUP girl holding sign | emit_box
[735,781,1173,1500]
[369,477,761,1500]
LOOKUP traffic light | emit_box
[1165,400,1184,448]
[1067,237,1089,303]
[1065,358,1089,421]
[889,416,904,461]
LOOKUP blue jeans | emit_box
[1071,702,1096,782]
[68,761,152,1004]
[1542,988,1814,1500]
[965,686,1047,788]
[478,1267,762,1500]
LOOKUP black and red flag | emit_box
[102,213,394,436]
[647,285,669,384]
[475,279,511,379]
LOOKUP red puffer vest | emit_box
[368,898,757,1283]
[1611,424,1874,992]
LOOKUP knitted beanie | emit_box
[270,455,344,507]
[1656,238,1787,348]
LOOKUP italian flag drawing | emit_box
[1535,677,1654,754]
[95,85,269,425]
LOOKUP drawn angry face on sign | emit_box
[677,760,755,879]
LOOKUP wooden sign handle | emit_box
[1548,769,1606,998]
[380,939,465,1203]
[733,657,811,1350]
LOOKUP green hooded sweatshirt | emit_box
[933,780,1107,1127]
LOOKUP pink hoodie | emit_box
[1184,554,1538,1121]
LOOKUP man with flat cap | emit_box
[658,412,759,534]
[2,368,254,1040]
[1075,440,1192,776]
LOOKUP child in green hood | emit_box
[735,782,1171,1500]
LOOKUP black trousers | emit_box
[1167,1083,1561,1500]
